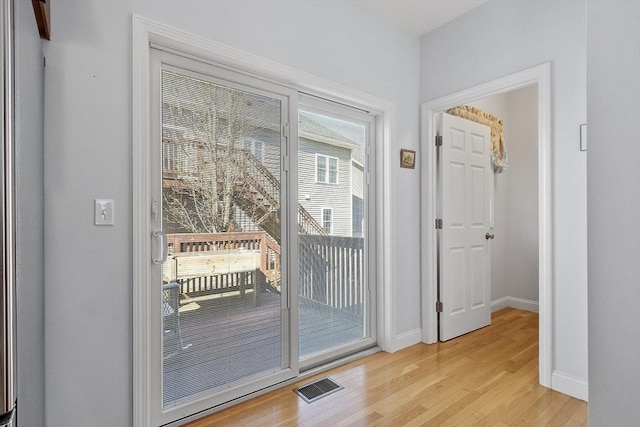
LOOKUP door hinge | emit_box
[435,218,443,229]
[436,301,443,312]
[435,135,443,147]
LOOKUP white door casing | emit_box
[420,63,552,388]
[438,113,492,341]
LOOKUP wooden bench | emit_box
[163,249,264,305]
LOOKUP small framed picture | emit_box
[400,149,416,169]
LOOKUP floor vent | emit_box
[294,377,343,403]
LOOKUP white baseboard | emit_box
[551,370,589,401]
[394,328,422,352]
[491,296,539,313]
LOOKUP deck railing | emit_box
[166,233,364,314]
[299,235,365,316]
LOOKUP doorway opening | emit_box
[420,63,552,388]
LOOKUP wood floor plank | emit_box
[568,400,589,426]
[547,397,588,426]
[185,309,587,426]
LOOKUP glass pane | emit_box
[328,158,338,184]
[298,109,368,359]
[322,209,332,234]
[316,156,326,182]
[161,70,283,408]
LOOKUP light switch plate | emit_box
[95,199,115,225]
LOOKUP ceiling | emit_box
[357,0,489,36]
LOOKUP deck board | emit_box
[163,291,366,407]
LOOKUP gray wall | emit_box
[14,1,45,426]
[587,0,640,424]
[503,87,539,303]
[421,0,587,390]
[42,1,420,425]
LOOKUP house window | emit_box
[162,140,197,174]
[322,208,333,234]
[316,154,338,184]
[243,139,264,161]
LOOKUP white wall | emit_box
[587,1,640,424]
[470,85,539,309]
[42,1,420,425]
[421,0,588,392]
[15,1,45,426]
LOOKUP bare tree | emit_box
[161,72,267,235]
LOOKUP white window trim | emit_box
[315,153,339,185]
[133,14,397,427]
[321,207,333,234]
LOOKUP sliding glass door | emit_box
[148,50,297,424]
[297,98,376,368]
[140,46,378,426]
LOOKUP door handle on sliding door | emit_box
[152,230,168,264]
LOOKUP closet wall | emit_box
[470,85,539,309]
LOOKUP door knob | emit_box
[485,233,495,240]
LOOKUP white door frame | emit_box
[420,63,552,388]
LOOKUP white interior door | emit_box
[438,112,492,341]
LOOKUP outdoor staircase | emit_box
[162,140,326,243]
[231,147,327,244]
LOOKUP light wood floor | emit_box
[186,308,587,426]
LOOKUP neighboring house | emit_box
[298,110,365,237]
[160,77,365,238]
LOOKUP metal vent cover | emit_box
[294,377,343,403]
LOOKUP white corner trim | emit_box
[551,371,589,402]
[380,108,397,354]
[132,15,153,427]
[491,296,539,313]
[393,328,423,352]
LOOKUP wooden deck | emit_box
[185,308,588,427]
[163,291,365,408]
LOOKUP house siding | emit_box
[254,127,281,183]
[298,137,352,236]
